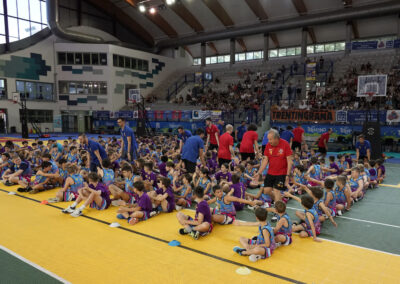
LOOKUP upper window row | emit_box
[112,54,149,72]
[57,52,108,66]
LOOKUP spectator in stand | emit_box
[316,128,333,158]
[239,124,259,161]
[292,123,306,151]
[205,117,220,151]
[319,56,324,70]
[280,126,294,148]
[217,125,235,167]
[355,134,371,161]
[287,84,294,106]
[235,121,247,142]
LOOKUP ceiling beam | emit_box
[207,42,218,54]
[342,1,359,39]
[145,13,178,38]
[85,0,154,45]
[167,1,204,32]
[291,0,316,44]
[244,0,280,47]
[202,0,247,54]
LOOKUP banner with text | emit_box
[271,110,335,122]
[306,62,316,81]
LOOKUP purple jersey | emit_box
[330,162,340,175]
[89,182,111,208]
[158,162,167,177]
[345,158,353,168]
[137,192,152,214]
[142,171,157,186]
[156,187,175,212]
[215,171,232,182]
[195,200,212,224]
[230,182,246,211]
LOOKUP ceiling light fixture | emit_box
[149,7,156,14]
[166,0,175,5]
[139,4,146,12]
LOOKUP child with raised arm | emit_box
[62,172,111,217]
[176,186,213,240]
[233,207,276,262]
[208,185,259,225]
[334,175,352,216]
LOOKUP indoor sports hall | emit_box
[1,0,400,283]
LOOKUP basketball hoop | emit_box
[365,92,375,103]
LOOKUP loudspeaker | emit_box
[362,121,381,160]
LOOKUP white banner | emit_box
[128,89,141,103]
[386,110,400,123]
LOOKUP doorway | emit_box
[61,114,78,133]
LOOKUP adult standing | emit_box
[218,124,235,167]
[117,118,138,161]
[217,119,225,135]
[254,129,293,202]
[177,126,192,152]
[280,126,294,149]
[79,133,107,172]
[205,117,220,150]
[235,121,247,142]
[182,128,206,173]
[292,123,305,151]
[355,134,371,161]
[261,129,269,154]
[317,128,333,158]
[239,124,259,161]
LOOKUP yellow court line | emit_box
[379,183,400,188]
[1,187,400,284]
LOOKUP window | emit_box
[125,57,131,69]
[253,51,262,60]
[113,54,118,67]
[325,43,335,52]
[83,53,91,65]
[224,55,230,63]
[295,47,301,55]
[58,53,66,65]
[0,79,6,100]
[100,53,107,65]
[238,53,245,61]
[118,56,124,68]
[58,81,107,95]
[91,53,99,65]
[210,56,217,64]
[66,53,74,65]
[307,45,314,54]
[269,49,278,58]
[142,60,148,71]
[16,80,53,101]
[19,109,53,123]
[315,44,324,53]
[74,53,82,65]
[217,56,225,63]
[112,54,148,71]
[131,58,137,69]
[278,48,287,57]
[287,48,296,56]
[205,57,210,65]
[335,42,345,51]
[246,52,254,60]
[1,0,48,43]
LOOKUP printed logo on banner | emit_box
[192,110,211,120]
[336,111,347,123]
[133,111,138,119]
[386,110,400,123]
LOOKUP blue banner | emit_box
[347,110,386,123]
[93,120,205,133]
[335,110,347,123]
[95,111,110,120]
[352,41,378,50]
[117,111,133,119]
[394,39,400,49]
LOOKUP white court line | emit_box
[285,206,400,229]
[0,245,71,284]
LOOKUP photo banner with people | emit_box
[306,62,316,81]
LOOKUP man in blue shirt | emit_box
[280,126,294,148]
[261,130,269,154]
[117,118,138,161]
[235,121,247,142]
[182,128,206,173]
[355,134,371,161]
[177,126,192,152]
[79,133,107,172]
[217,119,225,135]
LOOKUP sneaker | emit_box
[260,202,270,209]
[150,210,160,217]
[249,254,262,262]
[223,216,234,225]
[271,216,278,222]
[189,230,200,240]
[111,200,122,207]
[29,187,39,194]
[48,197,60,203]
[4,181,13,186]
[70,209,83,217]
[233,246,246,255]
[62,206,75,214]
[17,187,27,192]
[179,228,188,235]
[67,194,76,202]
[117,214,128,220]
[128,217,139,225]
[337,210,343,216]
[275,242,282,248]
[175,205,183,211]
[247,205,256,210]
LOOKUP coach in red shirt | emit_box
[292,123,305,151]
[254,129,293,202]
[317,128,333,157]
[239,124,259,161]
[205,117,220,151]
[218,124,235,167]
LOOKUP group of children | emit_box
[0,133,385,262]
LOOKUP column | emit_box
[345,21,352,56]
[201,42,206,68]
[230,38,235,67]
[301,27,308,61]
[263,33,269,62]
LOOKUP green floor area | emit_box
[0,248,62,284]
[233,162,400,255]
